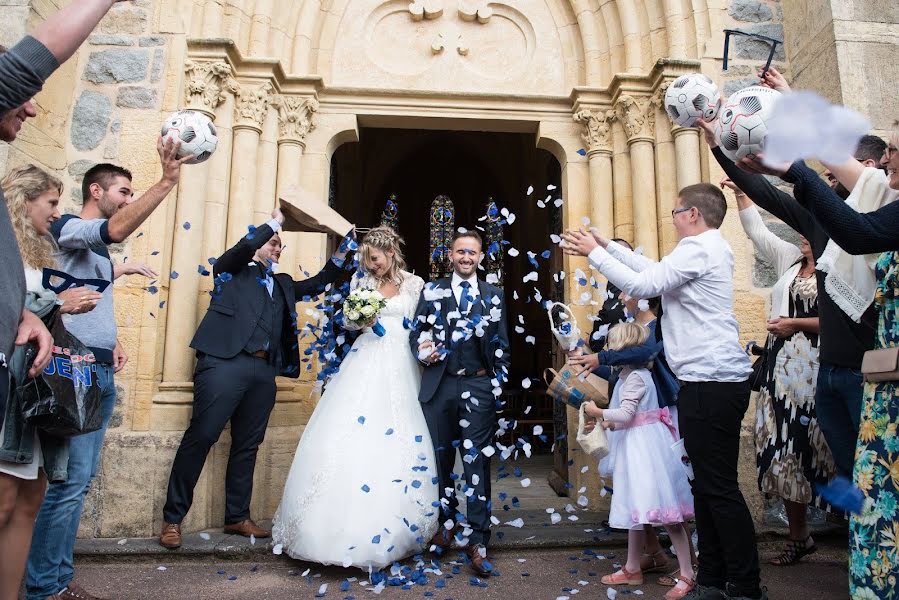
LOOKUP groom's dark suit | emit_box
[163,222,343,526]
[409,276,510,547]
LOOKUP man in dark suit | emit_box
[409,230,510,576]
[159,208,350,549]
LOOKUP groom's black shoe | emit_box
[467,544,494,577]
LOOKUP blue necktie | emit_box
[458,281,471,314]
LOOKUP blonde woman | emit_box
[272,226,439,569]
[0,165,99,600]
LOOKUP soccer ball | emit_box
[663,73,721,127]
[714,86,782,161]
[160,110,218,164]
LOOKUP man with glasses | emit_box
[563,183,763,600]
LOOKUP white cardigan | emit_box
[739,206,804,320]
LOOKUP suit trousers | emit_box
[678,380,762,597]
[421,374,496,546]
[163,353,277,524]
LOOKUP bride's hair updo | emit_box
[360,226,407,284]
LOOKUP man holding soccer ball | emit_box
[26,139,192,600]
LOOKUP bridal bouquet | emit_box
[343,288,388,336]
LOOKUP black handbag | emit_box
[748,342,768,392]
[19,313,103,437]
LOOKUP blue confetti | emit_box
[358,415,366,425]
[182,222,191,230]
[415,435,423,443]
[576,148,587,156]
[197,265,210,276]
[372,534,381,544]
[361,484,370,493]
[385,428,394,435]
[146,286,158,294]
[170,271,179,280]
[816,476,863,514]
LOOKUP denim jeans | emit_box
[815,362,864,479]
[26,364,116,599]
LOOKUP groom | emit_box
[409,230,510,576]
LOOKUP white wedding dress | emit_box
[272,271,439,569]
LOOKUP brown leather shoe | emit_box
[428,524,460,552]
[223,518,271,538]
[59,581,107,600]
[467,544,494,577]
[159,522,182,549]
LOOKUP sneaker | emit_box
[682,585,728,600]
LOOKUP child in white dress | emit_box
[584,322,696,600]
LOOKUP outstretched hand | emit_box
[758,67,791,93]
[561,229,599,257]
[695,118,717,148]
[736,152,790,177]
[158,136,195,185]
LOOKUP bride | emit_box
[272,226,439,569]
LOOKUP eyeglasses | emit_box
[722,29,783,79]
[671,206,693,218]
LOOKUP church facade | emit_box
[1,0,896,537]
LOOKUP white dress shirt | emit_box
[451,272,479,314]
[587,230,752,383]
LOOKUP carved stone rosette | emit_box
[183,60,233,119]
[615,94,656,143]
[573,109,613,155]
[271,95,319,146]
[228,80,274,132]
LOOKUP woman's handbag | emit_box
[576,402,609,459]
[544,365,609,409]
[861,347,899,383]
[19,314,103,437]
[747,342,768,392]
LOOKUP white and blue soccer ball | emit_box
[160,110,218,164]
[714,86,781,161]
[664,73,721,127]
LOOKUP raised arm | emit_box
[105,138,189,242]
[585,239,707,300]
[214,222,277,277]
[30,0,121,66]
[782,162,899,254]
[597,336,660,368]
[737,204,803,275]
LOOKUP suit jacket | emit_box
[190,223,343,378]
[409,277,511,403]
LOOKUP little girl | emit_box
[585,322,696,600]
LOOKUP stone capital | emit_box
[183,60,233,118]
[228,80,274,132]
[271,95,319,145]
[615,94,656,143]
[573,108,613,154]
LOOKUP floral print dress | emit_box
[756,273,836,507]
[850,250,899,600]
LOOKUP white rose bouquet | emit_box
[343,287,389,336]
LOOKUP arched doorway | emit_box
[329,126,572,500]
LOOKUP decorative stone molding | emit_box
[408,0,443,21]
[271,95,319,145]
[458,0,492,23]
[615,94,656,143]
[431,30,468,56]
[183,60,233,117]
[228,80,274,131]
[573,109,613,154]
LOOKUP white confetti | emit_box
[117,539,128,545]
[547,184,557,190]
[482,445,496,457]
[522,378,532,389]
[157,566,168,571]
[520,478,531,487]
[554,198,564,207]
[250,534,256,545]
[581,216,591,226]
[272,543,283,555]
[527,185,534,195]
[508,247,520,257]
[523,271,538,283]
[533,424,543,435]
[537,200,546,208]
[318,584,328,595]
[550,512,562,524]
[199,532,210,540]
[505,518,525,528]
[525,335,536,345]
[637,299,650,312]
[607,587,617,599]
[550,234,562,244]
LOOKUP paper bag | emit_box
[278,189,353,236]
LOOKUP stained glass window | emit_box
[484,198,504,287]
[380,193,399,230]
[429,195,454,281]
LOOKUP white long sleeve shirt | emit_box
[587,230,752,383]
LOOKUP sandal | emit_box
[600,567,644,586]
[658,564,698,587]
[640,549,671,574]
[664,576,696,600]
[770,535,818,566]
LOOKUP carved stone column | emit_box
[226,80,273,247]
[673,126,702,190]
[271,94,319,281]
[652,82,680,255]
[616,94,659,260]
[610,120,633,244]
[162,60,232,385]
[573,109,614,233]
